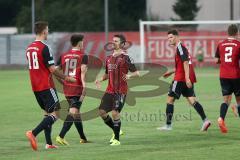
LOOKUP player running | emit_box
[215,24,240,133]
[25,21,76,151]
[56,34,89,145]
[95,34,140,146]
[157,29,211,131]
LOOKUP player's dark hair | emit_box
[70,34,84,47]
[167,29,179,36]
[114,34,126,43]
[34,21,48,35]
[228,24,238,36]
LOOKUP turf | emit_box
[0,68,240,160]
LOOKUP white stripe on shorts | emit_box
[172,81,177,92]
[50,88,58,103]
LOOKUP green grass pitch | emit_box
[0,68,240,160]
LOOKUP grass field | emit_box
[1,68,240,160]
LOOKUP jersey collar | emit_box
[227,37,236,40]
[34,40,47,46]
[35,40,44,42]
[176,41,181,48]
[71,48,80,51]
[112,50,126,57]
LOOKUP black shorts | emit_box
[34,88,60,113]
[99,93,126,113]
[168,81,196,99]
[66,96,82,109]
[220,78,240,96]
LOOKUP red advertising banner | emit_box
[55,31,228,66]
[145,31,227,66]
[55,32,140,61]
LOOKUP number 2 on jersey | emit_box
[225,47,233,62]
[26,51,39,69]
[65,59,77,76]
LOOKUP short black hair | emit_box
[34,21,48,35]
[114,34,126,43]
[167,29,179,36]
[70,34,84,47]
[228,24,238,36]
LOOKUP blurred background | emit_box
[0,0,239,67]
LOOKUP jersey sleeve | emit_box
[125,56,137,72]
[42,46,55,67]
[177,44,189,62]
[215,45,220,58]
[81,55,88,65]
[239,47,240,58]
[105,61,108,74]
[105,58,108,74]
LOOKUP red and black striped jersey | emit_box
[105,52,137,94]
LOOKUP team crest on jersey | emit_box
[108,64,117,70]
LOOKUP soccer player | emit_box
[56,34,88,145]
[25,21,76,150]
[196,45,204,68]
[95,34,140,146]
[157,29,211,131]
[215,24,240,133]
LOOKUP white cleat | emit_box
[200,119,211,131]
[45,144,58,149]
[156,124,172,131]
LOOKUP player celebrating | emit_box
[25,21,76,150]
[95,34,140,146]
[157,29,211,131]
[56,34,88,145]
[215,24,240,133]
